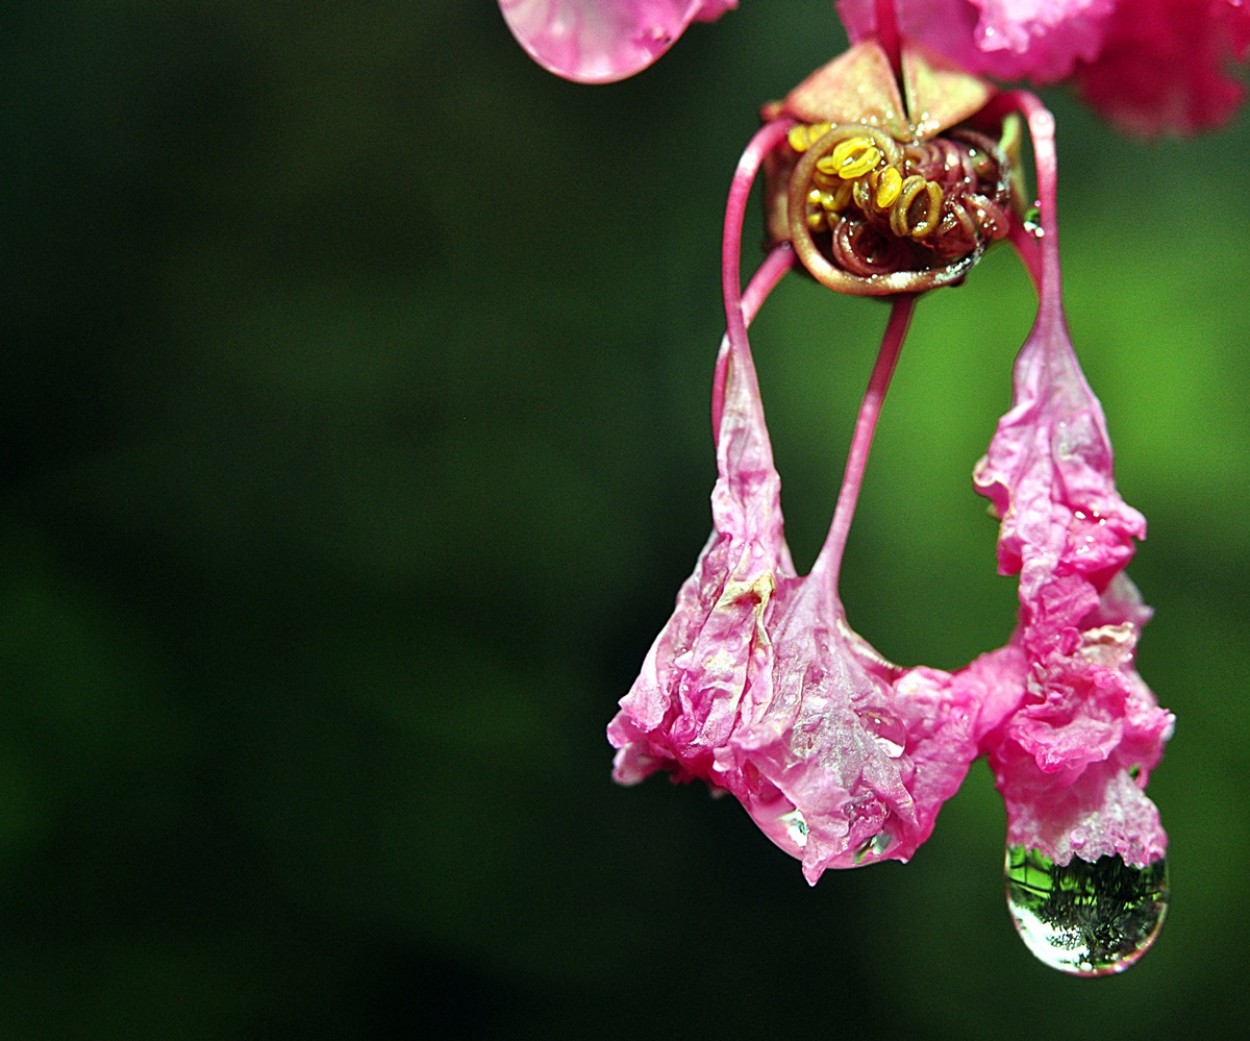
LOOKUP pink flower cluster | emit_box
[501,0,1250,132]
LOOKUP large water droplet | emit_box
[865,711,906,758]
[1004,846,1169,976]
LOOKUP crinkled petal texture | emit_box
[499,0,737,83]
[973,300,1173,867]
[838,0,1250,132]
[1075,0,1250,134]
[837,0,1114,81]
[607,332,988,883]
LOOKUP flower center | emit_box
[775,120,1016,295]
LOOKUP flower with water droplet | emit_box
[600,13,1173,970]
[505,0,1182,973]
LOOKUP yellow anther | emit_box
[806,210,827,230]
[811,167,840,191]
[788,122,831,153]
[874,166,903,208]
[828,181,854,211]
[817,136,882,180]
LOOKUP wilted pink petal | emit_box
[837,0,1114,82]
[607,125,991,881]
[499,0,737,83]
[972,100,1172,865]
[607,311,986,882]
[1076,0,1250,134]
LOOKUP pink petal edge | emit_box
[1076,0,1250,134]
[838,1,1250,132]
[499,0,737,83]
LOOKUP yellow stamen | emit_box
[911,181,944,239]
[788,122,831,153]
[817,136,882,180]
[874,166,903,208]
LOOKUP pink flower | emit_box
[500,0,1178,969]
[606,240,990,881]
[839,0,1250,132]
[971,125,1173,862]
[607,51,1171,889]
[498,0,737,83]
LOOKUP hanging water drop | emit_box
[1004,846,1169,976]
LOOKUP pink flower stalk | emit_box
[606,50,1172,891]
[839,0,1250,133]
[498,0,737,83]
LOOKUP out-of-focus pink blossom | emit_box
[498,0,736,83]
[1076,0,1250,134]
[838,0,1250,132]
[837,0,1115,82]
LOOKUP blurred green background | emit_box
[3,2,1248,1037]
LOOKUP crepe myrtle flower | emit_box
[502,2,1182,974]
[601,32,1172,972]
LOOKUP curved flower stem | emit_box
[722,118,796,348]
[742,243,797,327]
[715,117,796,431]
[989,90,1060,306]
[811,294,917,589]
[1008,219,1044,292]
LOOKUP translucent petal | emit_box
[499,0,736,83]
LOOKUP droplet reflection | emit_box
[1004,846,1169,976]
